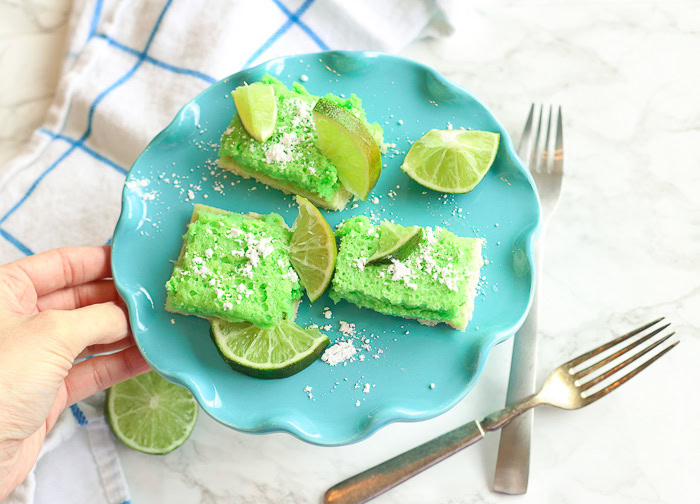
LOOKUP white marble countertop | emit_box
[1,1,698,503]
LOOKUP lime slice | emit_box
[313,98,381,200]
[232,82,277,142]
[401,129,499,193]
[105,371,198,454]
[289,196,337,302]
[210,319,330,379]
[367,221,424,264]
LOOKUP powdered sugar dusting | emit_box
[387,259,417,290]
[321,339,357,366]
[264,143,293,165]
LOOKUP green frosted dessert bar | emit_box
[330,217,484,331]
[165,204,302,329]
[218,74,383,211]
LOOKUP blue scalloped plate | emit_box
[111,51,540,446]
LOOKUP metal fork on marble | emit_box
[323,319,678,504]
[493,104,564,494]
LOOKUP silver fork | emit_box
[494,104,564,494]
[324,318,678,504]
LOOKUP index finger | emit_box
[5,246,112,296]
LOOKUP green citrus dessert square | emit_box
[330,216,484,331]
[165,204,302,329]
[218,74,384,210]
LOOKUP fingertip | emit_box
[72,301,131,345]
[64,346,151,405]
[124,345,151,377]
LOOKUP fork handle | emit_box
[324,421,485,504]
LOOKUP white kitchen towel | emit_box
[0,0,455,502]
[5,394,131,504]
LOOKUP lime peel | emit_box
[289,196,337,302]
[367,222,423,264]
[210,319,329,379]
[106,371,198,455]
[233,82,277,142]
[313,98,381,200]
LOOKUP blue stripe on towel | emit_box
[0,228,34,255]
[87,0,104,45]
[39,129,127,176]
[0,0,332,253]
[0,146,77,226]
[95,33,217,84]
[270,0,328,50]
[243,0,319,68]
[144,55,216,84]
[95,33,142,58]
[0,0,174,231]
[70,404,88,426]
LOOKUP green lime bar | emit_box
[165,204,303,329]
[218,75,383,211]
[330,217,484,331]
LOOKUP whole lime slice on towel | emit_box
[313,98,381,200]
[210,319,330,379]
[367,221,423,264]
[289,196,337,302]
[401,129,499,193]
[232,82,277,142]
[105,371,198,454]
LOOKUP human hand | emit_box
[0,246,150,499]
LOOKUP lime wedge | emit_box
[105,371,198,454]
[367,221,424,264]
[232,82,277,142]
[401,129,499,193]
[289,196,337,302]
[210,319,329,379]
[313,98,381,200]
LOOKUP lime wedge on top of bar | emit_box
[232,82,277,142]
[367,221,423,264]
[313,98,381,200]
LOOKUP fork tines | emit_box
[518,104,563,175]
[567,318,678,401]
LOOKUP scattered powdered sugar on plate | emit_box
[125,178,150,189]
[321,339,356,366]
[318,319,388,369]
[310,316,397,406]
[125,178,159,201]
[338,320,356,338]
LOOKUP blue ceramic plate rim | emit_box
[112,51,540,446]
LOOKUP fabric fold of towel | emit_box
[2,0,455,502]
